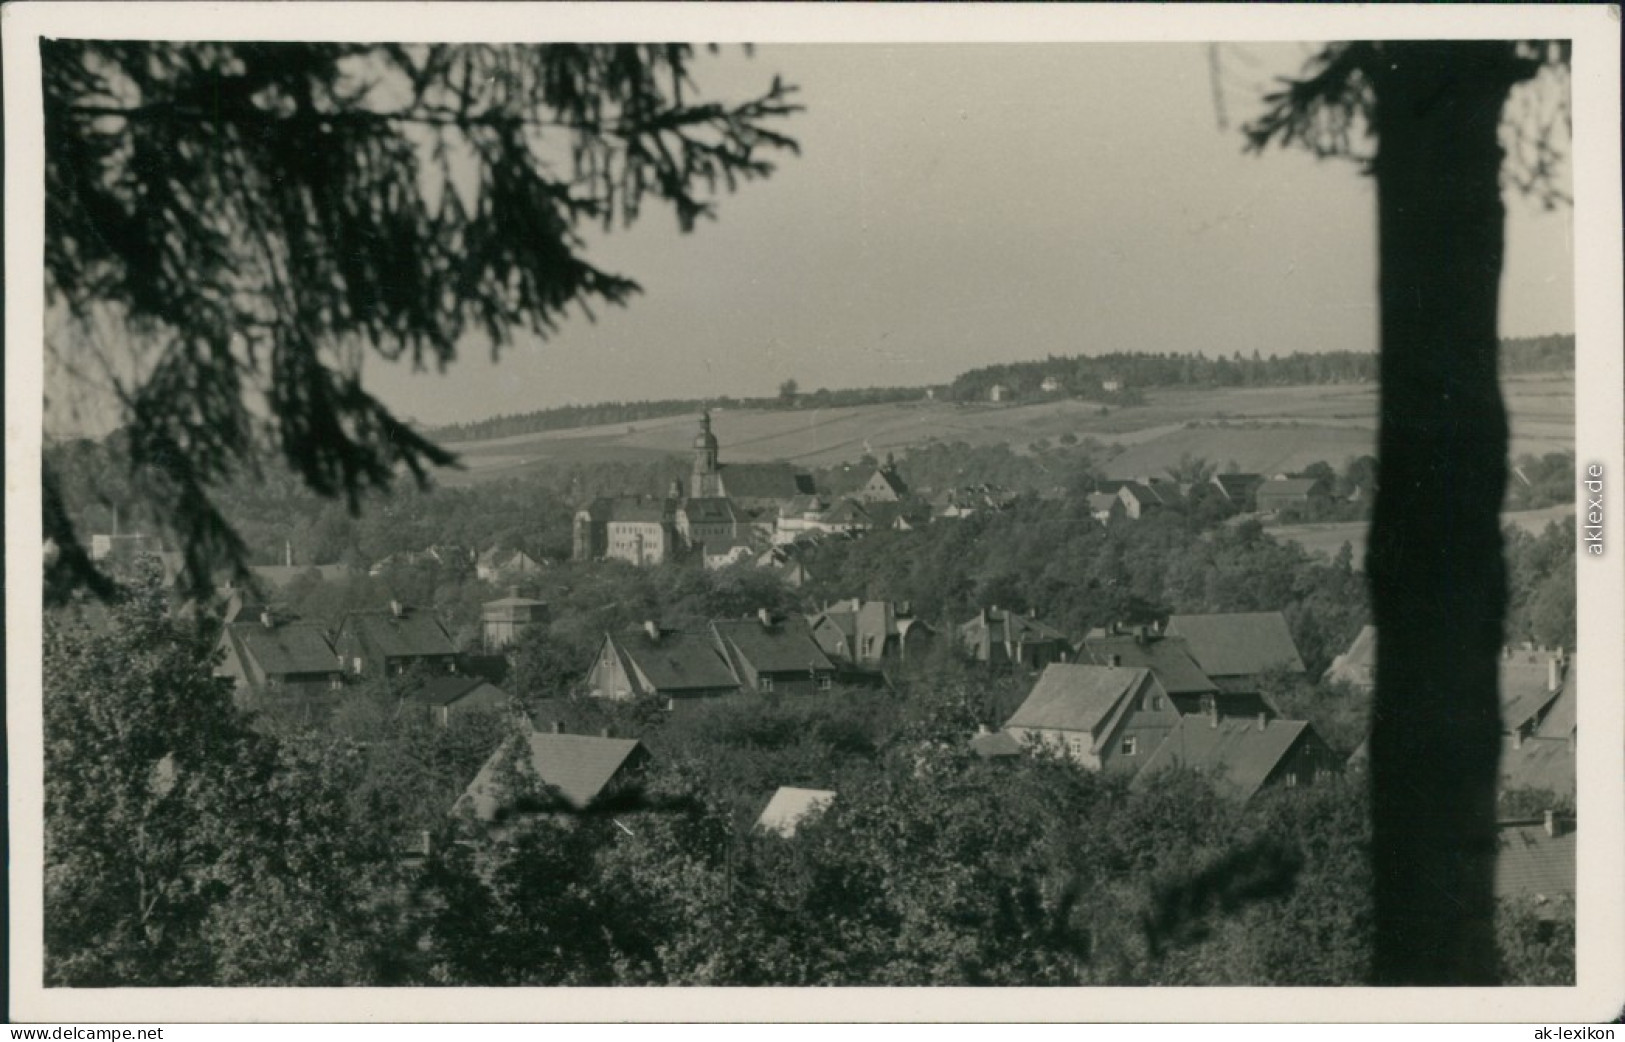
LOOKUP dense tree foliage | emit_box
[43,42,801,602]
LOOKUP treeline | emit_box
[431,386,929,444]
[948,335,1573,403]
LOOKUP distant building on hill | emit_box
[482,591,548,651]
[1254,476,1331,516]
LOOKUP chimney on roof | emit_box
[1544,809,1558,838]
[599,727,611,738]
[644,620,660,642]
[1154,619,1164,635]
[1512,728,1524,749]
[1257,711,1268,731]
[510,586,520,599]
[551,720,563,734]
[1206,695,1220,729]
[1135,626,1148,646]
[1028,607,1037,619]
[758,607,773,628]
[977,724,990,736]
[1109,654,1121,668]
[390,599,404,618]
[260,608,274,629]
[285,540,293,567]
[1548,655,1560,692]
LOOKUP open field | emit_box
[436,372,1573,487]
[1271,502,1577,569]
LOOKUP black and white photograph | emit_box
[6,2,1622,1025]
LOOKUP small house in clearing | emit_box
[456,727,651,823]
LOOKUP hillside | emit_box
[436,371,1573,488]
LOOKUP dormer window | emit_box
[1120,736,1138,756]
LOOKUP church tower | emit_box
[691,410,723,498]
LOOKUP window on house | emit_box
[760,676,774,693]
[1150,694,1163,710]
[352,657,363,674]
[330,676,343,691]
[818,675,832,692]
[1067,736,1085,758]
[1120,735,1138,756]
[1284,772,1299,788]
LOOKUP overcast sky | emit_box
[148,44,1595,428]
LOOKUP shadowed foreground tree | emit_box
[1248,40,1570,984]
[43,42,800,602]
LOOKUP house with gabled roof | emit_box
[456,727,651,823]
[756,787,836,838]
[1076,630,1224,705]
[482,591,547,651]
[860,464,909,503]
[214,607,343,701]
[1003,663,1180,774]
[809,598,934,669]
[1255,476,1331,516]
[1322,625,1377,692]
[710,612,837,696]
[1210,472,1266,513]
[1164,612,1306,692]
[677,497,742,551]
[334,602,459,679]
[1500,646,1567,739]
[401,676,511,727]
[959,607,1073,671]
[1495,816,1575,918]
[588,623,741,704]
[476,546,543,583]
[1132,711,1339,802]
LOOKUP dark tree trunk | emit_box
[1366,43,1532,985]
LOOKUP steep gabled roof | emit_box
[1078,635,1217,696]
[1500,649,1564,733]
[1005,664,1148,737]
[721,463,816,501]
[226,619,339,677]
[1211,473,1264,500]
[1165,612,1306,678]
[756,787,836,837]
[460,732,648,818]
[819,499,873,526]
[680,497,738,525]
[338,609,458,661]
[402,676,506,707]
[867,467,909,497]
[1499,736,1575,797]
[1256,477,1328,499]
[1322,625,1377,689]
[1494,823,1576,908]
[615,629,740,693]
[961,608,1071,646]
[604,497,677,524]
[712,615,835,675]
[1134,714,1315,801]
[1535,655,1576,739]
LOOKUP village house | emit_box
[1101,377,1123,394]
[1498,652,1576,801]
[1115,480,1184,519]
[1163,611,1306,692]
[1076,629,1251,714]
[213,606,344,702]
[1002,663,1180,773]
[702,539,757,570]
[1322,625,1377,692]
[859,462,910,503]
[475,546,543,583]
[808,599,934,669]
[1253,476,1331,516]
[676,496,742,550]
[587,623,742,704]
[989,383,1008,403]
[602,498,680,566]
[1088,492,1126,526]
[1039,375,1062,394]
[1494,814,1576,919]
[481,591,548,651]
[333,601,460,678]
[1210,472,1266,513]
[710,611,838,696]
[959,607,1073,671]
[1132,709,1340,803]
[456,725,651,823]
[756,787,837,838]
[400,676,511,727]
[1500,645,1569,739]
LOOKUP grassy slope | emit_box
[436,372,1573,488]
